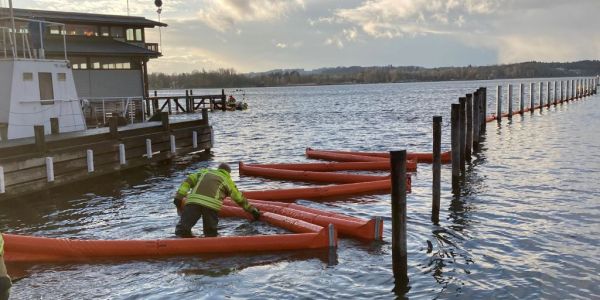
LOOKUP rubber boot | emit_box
[0,276,11,300]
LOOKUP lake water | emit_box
[2,79,599,299]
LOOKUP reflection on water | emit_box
[1,79,599,299]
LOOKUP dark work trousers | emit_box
[175,203,219,238]
[0,255,10,300]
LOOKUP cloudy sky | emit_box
[16,0,600,74]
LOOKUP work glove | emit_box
[173,197,182,209]
[250,207,260,221]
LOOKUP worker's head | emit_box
[218,163,231,174]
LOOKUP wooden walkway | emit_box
[0,111,212,200]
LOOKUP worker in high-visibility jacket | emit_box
[173,163,260,237]
[0,234,12,300]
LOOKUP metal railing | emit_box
[0,17,67,60]
[82,97,146,127]
[145,42,159,53]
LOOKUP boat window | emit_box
[135,29,143,41]
[48,25,66,35]
[57,73,67,81]
[23,72,33,81]
[38,72,55,105]
[111,26,124,38]
[126,28,134,41]
[65,24,97,36]
[100,26,110,37]
[90,57,139,70]
[69,57,88,70]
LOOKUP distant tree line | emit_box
[148,60,600,89]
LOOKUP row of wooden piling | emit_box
[494,78,598,120]
[390,76,598,294]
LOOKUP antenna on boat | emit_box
[7,0,17,56]
[155,0,163,52]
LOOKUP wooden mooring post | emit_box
[34,125,46,153]
[496,85,502,122]
[50,118,59,135]
[185,90,190,112]
[451,104,460,191]
[539,82,544,109]
[480,87,487,133]
[507,84,513,118]
[519,83,525,114]
[153,91,159,115]
[221,89,227,112]
[530,82,535,113]
[390,150,409,290]
[472,91,481,151]
[546,81,551,107]
[465,94,473,160]
[432,116,442,224]
[553,81,558,105]
[459,97,466,174]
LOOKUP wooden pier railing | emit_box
[145,89,230,116]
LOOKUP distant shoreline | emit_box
[149,60,600,90]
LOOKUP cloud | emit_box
[275,42,287,48]
[147,46,228,73]
[23,0,184,16]
[197,0,305,32]
[325,37,344,49]
[333,0,501,39]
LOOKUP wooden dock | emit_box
[0,110,212,200]
[145,89,236,116]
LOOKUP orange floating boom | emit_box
[2,212,335,263]
[224,200,382,241]
[306,148,386,162]
[220,206,324,233]
[244,199,361,222]
[239,162,389,183]
[306,148,451,164]
[241,178,411,202]
[243,161,395,172]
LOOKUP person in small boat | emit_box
[173,163,260,237]
[0,234,11,300]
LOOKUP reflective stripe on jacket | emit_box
[175,168,251,212]
[0,234,3,256]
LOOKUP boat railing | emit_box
[0,16,67,60]
[81,97,146,127]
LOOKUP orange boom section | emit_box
[1,214,335,263]
[306,148,452,164]
[239,162,389,183]
[243,161,393,172]
[224,199,383,241]
[242,178,411,202]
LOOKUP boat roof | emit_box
[2,8,167,28]
[44,36,160,57]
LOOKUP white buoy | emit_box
[46,157,54,182]
[87,149,94,173]
[119,144,126,165]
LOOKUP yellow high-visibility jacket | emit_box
[175,168,251,212]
